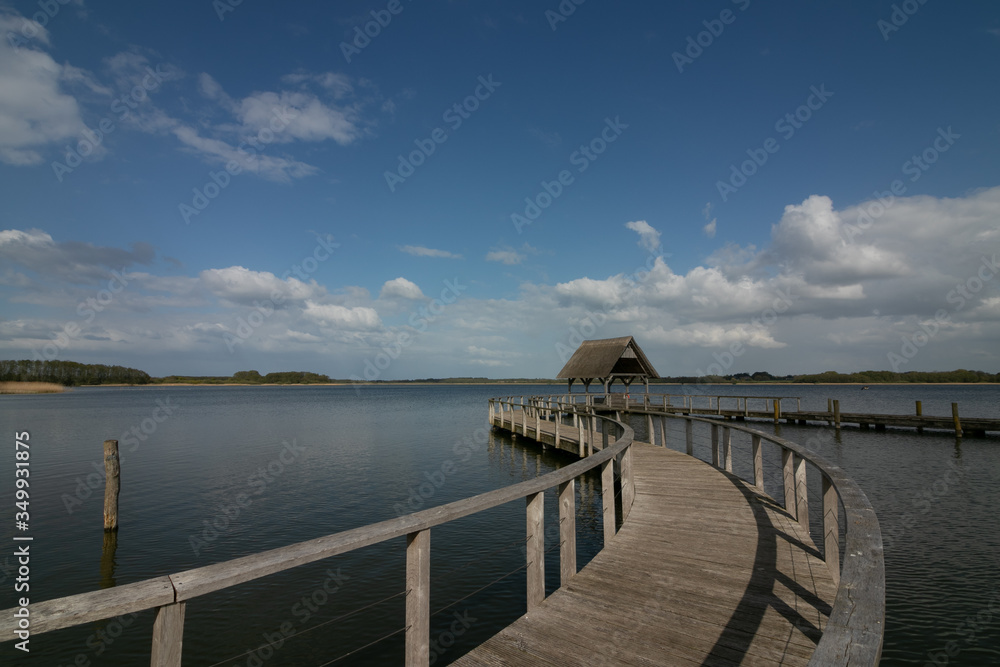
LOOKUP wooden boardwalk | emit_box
[457,421,837,665]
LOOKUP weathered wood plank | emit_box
[0,577,175,641]
[150,602,185,667]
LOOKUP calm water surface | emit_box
[0,383,997,666]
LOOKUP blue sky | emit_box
[1,0,998,379]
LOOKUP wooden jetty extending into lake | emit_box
[0,396,884,666]
[593,392,999,437]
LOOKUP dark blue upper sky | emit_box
[1,0,998,377]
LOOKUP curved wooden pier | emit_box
[477,396,884,666]
[457,441,836,666]
[0,396,883,666]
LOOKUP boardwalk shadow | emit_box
[699,472,828,666]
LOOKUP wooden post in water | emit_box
[952,403,962,438]
[916,400,923,434]
[833,400,841,430]
[103,439,120,531]
[827,398,833,425]
[773,400,780,425]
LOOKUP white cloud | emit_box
[302,301,381,330]
[486,248,525,265]
[399,245,463,259]
[0,12,87,165]
[625,220,661,253]
[703,219,717,238]
[380,277,425,300]
[200,266,323,305]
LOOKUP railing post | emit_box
[752,434,763,489]
[526,492,545,611]
[723,427,732,472]
[150,602,185,667]
[660,416,667,448]
[554,410,561,449]
[685,419,693,456]
[405,529,431,667]
[601,459,615,543]
[558,480,576,586]
[711,423,719,468]
[577,413,585,457]
[646,413,654,445]
[521,398,528,437]
[782,449,796,519]
[822,475,840,586]
[535,404,540,441]
[621,446,634,519]
[795,455,809,530]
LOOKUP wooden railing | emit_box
[498,393,883,666]
[0,403,635,667]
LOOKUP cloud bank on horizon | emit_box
[0,1,997,378]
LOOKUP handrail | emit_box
[0,401,634,667]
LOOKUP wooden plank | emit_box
[822,475,840,587]
[0,577,175,641]
[559,480,576,586]
[150,602,185,667]
[782,449,796,519]
[752,434,763,489]
[406,529,431,667]
[526,492,545,611]
[601,459,615,545]
[795,454,809,531]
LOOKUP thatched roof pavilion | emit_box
[556,336,659,393]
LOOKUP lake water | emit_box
[1,383,998,666]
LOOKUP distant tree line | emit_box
[658,369,999,384]
[153,370,333,384]
[0,360,151,385]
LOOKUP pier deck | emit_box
[458,419,837,665]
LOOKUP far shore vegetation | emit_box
[0,360,997,392]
